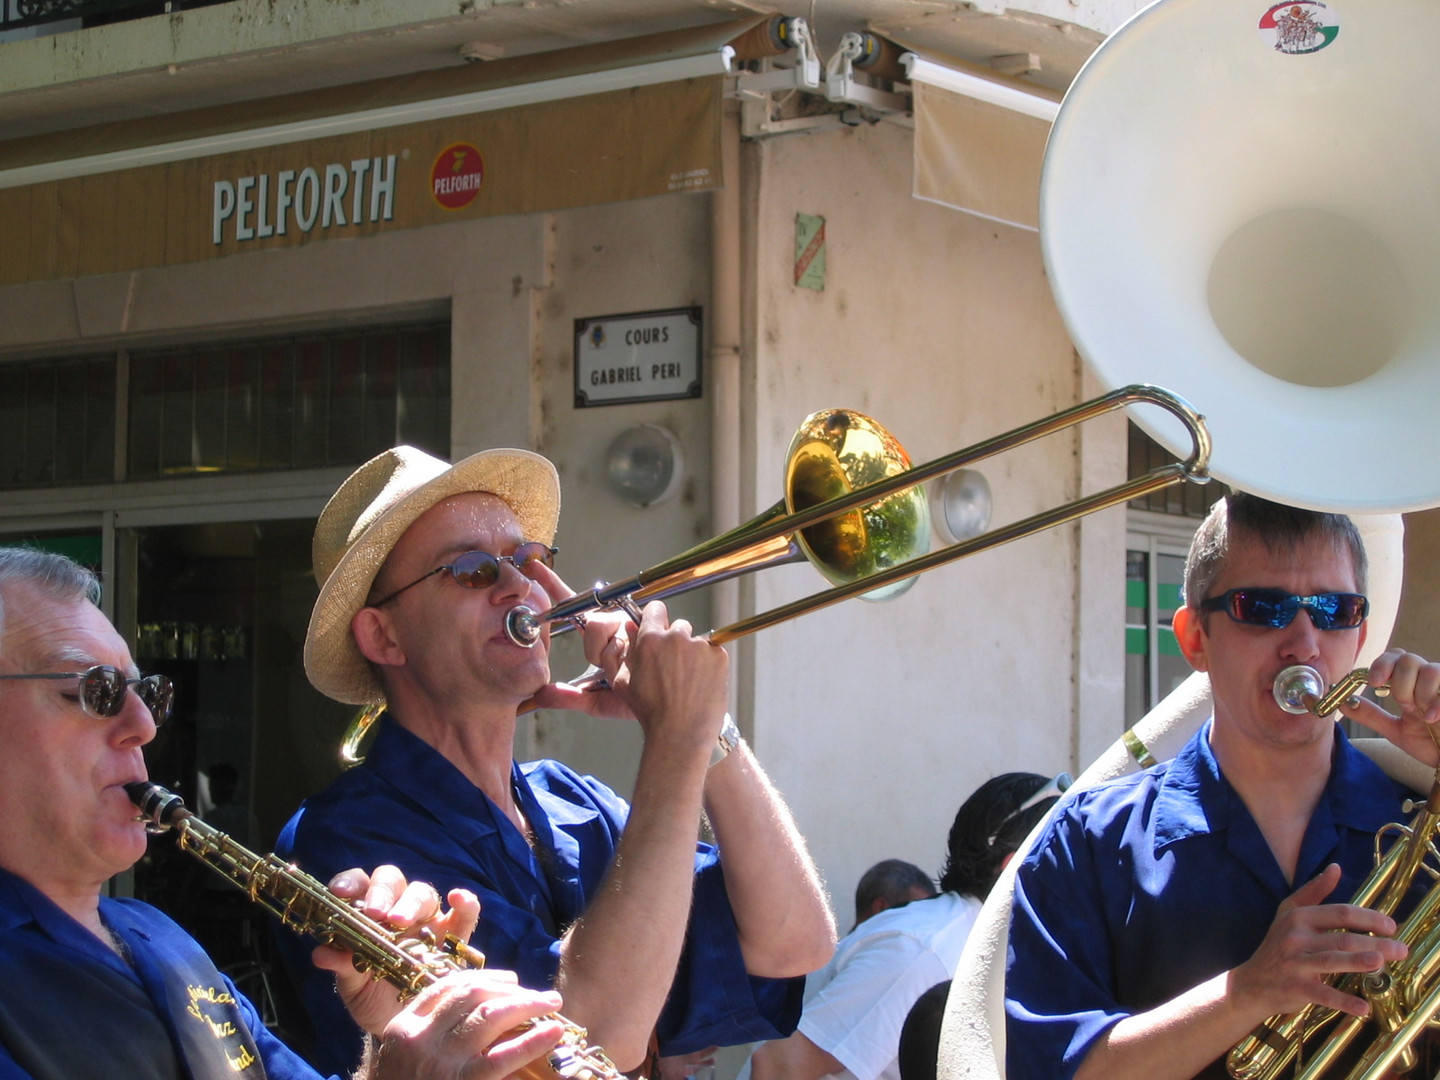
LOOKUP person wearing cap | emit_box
[0,546,567,1080]
[745,772,1065,1080]
[275,445,835,1077]
[1005,494,1440,1080]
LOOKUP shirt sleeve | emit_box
[797,928,950,1080]
[1005,807,1129,1080]
[0,1044,32,1080]
[228,975,329,1080]
[653,847,805,1055]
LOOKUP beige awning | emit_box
[0,20,762,287]
[896,44,1063,232]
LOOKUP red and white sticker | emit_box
[431,143,485,210]
[1258,2,1340,54]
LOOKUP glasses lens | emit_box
[449,551,502,590]
[1231,590,1295,628]
[1309,593,1368,630]
[512,542,556,572]
[137,675,175,727]
[80,666,129,718]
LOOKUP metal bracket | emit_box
[824,32,911,114]
[733,22,914,138]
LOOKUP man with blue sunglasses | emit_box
[1006,493,1440,1080]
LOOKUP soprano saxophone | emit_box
[126,781,623,1080]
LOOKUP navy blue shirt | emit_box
[276,716,803,1076]
[1005,722,1419,1080]
[0,867,322,1080]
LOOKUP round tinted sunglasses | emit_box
[370,543,558,607]
[0,665,174,726]
[1198,588,1369,631]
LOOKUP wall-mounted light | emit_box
[930,468,992,544]
[606,424,685,507]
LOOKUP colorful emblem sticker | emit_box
[431,143,485,210]
[1258,2,1340,54]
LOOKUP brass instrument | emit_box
[126,781,621,1080]
[338,386,1209,763]
[1227,671,1440,1080]
[503,385,1211,649]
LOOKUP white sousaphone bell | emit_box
[939,0,1440,1075]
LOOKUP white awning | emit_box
[901,51,1062,231]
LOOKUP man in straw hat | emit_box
[1004,494,1440,1080]
[275,445,835,1077]
[0,545,566,1080]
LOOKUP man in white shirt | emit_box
[747,772,1067,1080]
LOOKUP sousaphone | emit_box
[940,0,1440,1076]
[1042,0,1440,515]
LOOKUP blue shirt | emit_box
[1005,722,1419,1080]
[0,867,322,1080]
[276,716,803,1077]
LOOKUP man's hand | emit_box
[1339,648,1440,765]
[362,971,565,1080]
[1227,864,1406,1020]
[523,564,643,722]
[599,600,729,753]
[313,865,482,1034]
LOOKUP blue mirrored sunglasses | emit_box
[0,665,174,725]
[1198,588,1368,631]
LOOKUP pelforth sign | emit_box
[574,307,703,407]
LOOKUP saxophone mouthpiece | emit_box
[125,781,190,831]
[505,605,542,648]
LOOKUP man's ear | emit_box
[352,606,405,667]
[1172,604,1209,672]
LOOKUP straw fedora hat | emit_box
[304,445,560,705]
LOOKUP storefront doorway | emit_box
[1,516,351,1041]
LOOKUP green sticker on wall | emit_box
[794,213,826,291]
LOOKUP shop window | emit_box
[1125,534,1192,729]
[128,322,450,478]
[0,356,116,488]
[1124,422,1223,729]
[0,321,449,491]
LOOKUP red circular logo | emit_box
[431,143,484,210]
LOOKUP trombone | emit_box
[505,383,1211,649]
[339,383,1209,765]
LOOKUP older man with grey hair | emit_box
[0,545,566,1080]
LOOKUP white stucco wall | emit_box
[736,117,1127,912]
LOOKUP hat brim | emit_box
[304,448,560,705]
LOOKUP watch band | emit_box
[710,713,742,767]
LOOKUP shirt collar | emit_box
[362,713,600,833]
[0,866,136,975]
[1152,718,1405,849]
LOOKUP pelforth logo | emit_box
[431,143,485,210]
[1258,2,1340,54]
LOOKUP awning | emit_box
[0,19,764,288]
[896,43,1063,232]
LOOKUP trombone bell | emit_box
[786,409,930,603]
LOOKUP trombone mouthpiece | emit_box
[1273,665,1325,715]
[505,606,542,648]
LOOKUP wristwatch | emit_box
[710,713,742,767]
